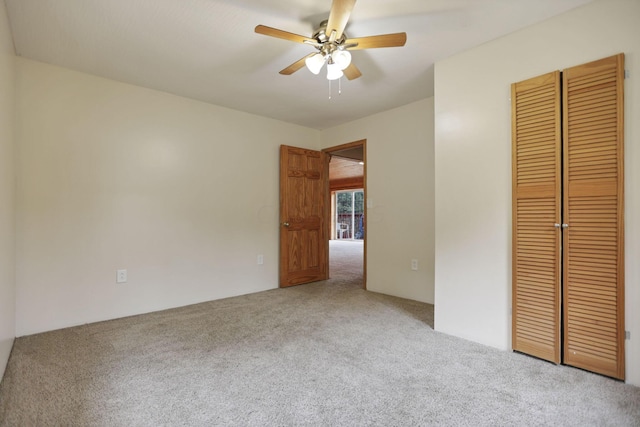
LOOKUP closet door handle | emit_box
[554,223,561,228]
[562,224,569,229]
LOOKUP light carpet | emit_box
[0,240,638,426]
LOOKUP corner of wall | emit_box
[0,0,17,382]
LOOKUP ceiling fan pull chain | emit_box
[329,79,332,100]
[339,77,342,95]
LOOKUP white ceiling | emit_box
[4,0,594,129]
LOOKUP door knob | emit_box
[282,222,290,227]
[562,224,569,229]
[554,223,561,228]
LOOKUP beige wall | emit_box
[0,0,15,380]
[14,58,320,336]
[434,0,640,386]
[321,98,435,304]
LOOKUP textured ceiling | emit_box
[5,0,594,129]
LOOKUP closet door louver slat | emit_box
[512,71,562,363]
[563,54,625,380]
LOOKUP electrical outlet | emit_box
[257,255,264,265]
[116,269,127,283]
[626,330,631,340]
[411,259,418,271]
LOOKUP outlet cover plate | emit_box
[117,269,127,283]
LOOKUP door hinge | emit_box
[625,69,630,79]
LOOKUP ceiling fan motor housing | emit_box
[312,19,348,56]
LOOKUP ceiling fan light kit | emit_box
[333,50,352,70]
[303,46,352,80]
[305,53,325,75]
[326,59,344,81]
[255,0,407,84]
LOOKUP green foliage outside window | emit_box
[337,191,364,214]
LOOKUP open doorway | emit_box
[323,140,366,289]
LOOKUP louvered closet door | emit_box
[563,54,625,380]
[512,71,562,363]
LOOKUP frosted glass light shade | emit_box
[305,53,325,75]
[326,62,344,80]
[333,50,351,70]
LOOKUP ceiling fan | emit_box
[255,0,407,81]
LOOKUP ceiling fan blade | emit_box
[343,62,362,80]
[279,53,315,75]
[326,0,356,40]
[255,25,312,44]
[345,33,407,50]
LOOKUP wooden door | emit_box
[512,71,562,363]
[562,54,625,379]
[279,145,329,287]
